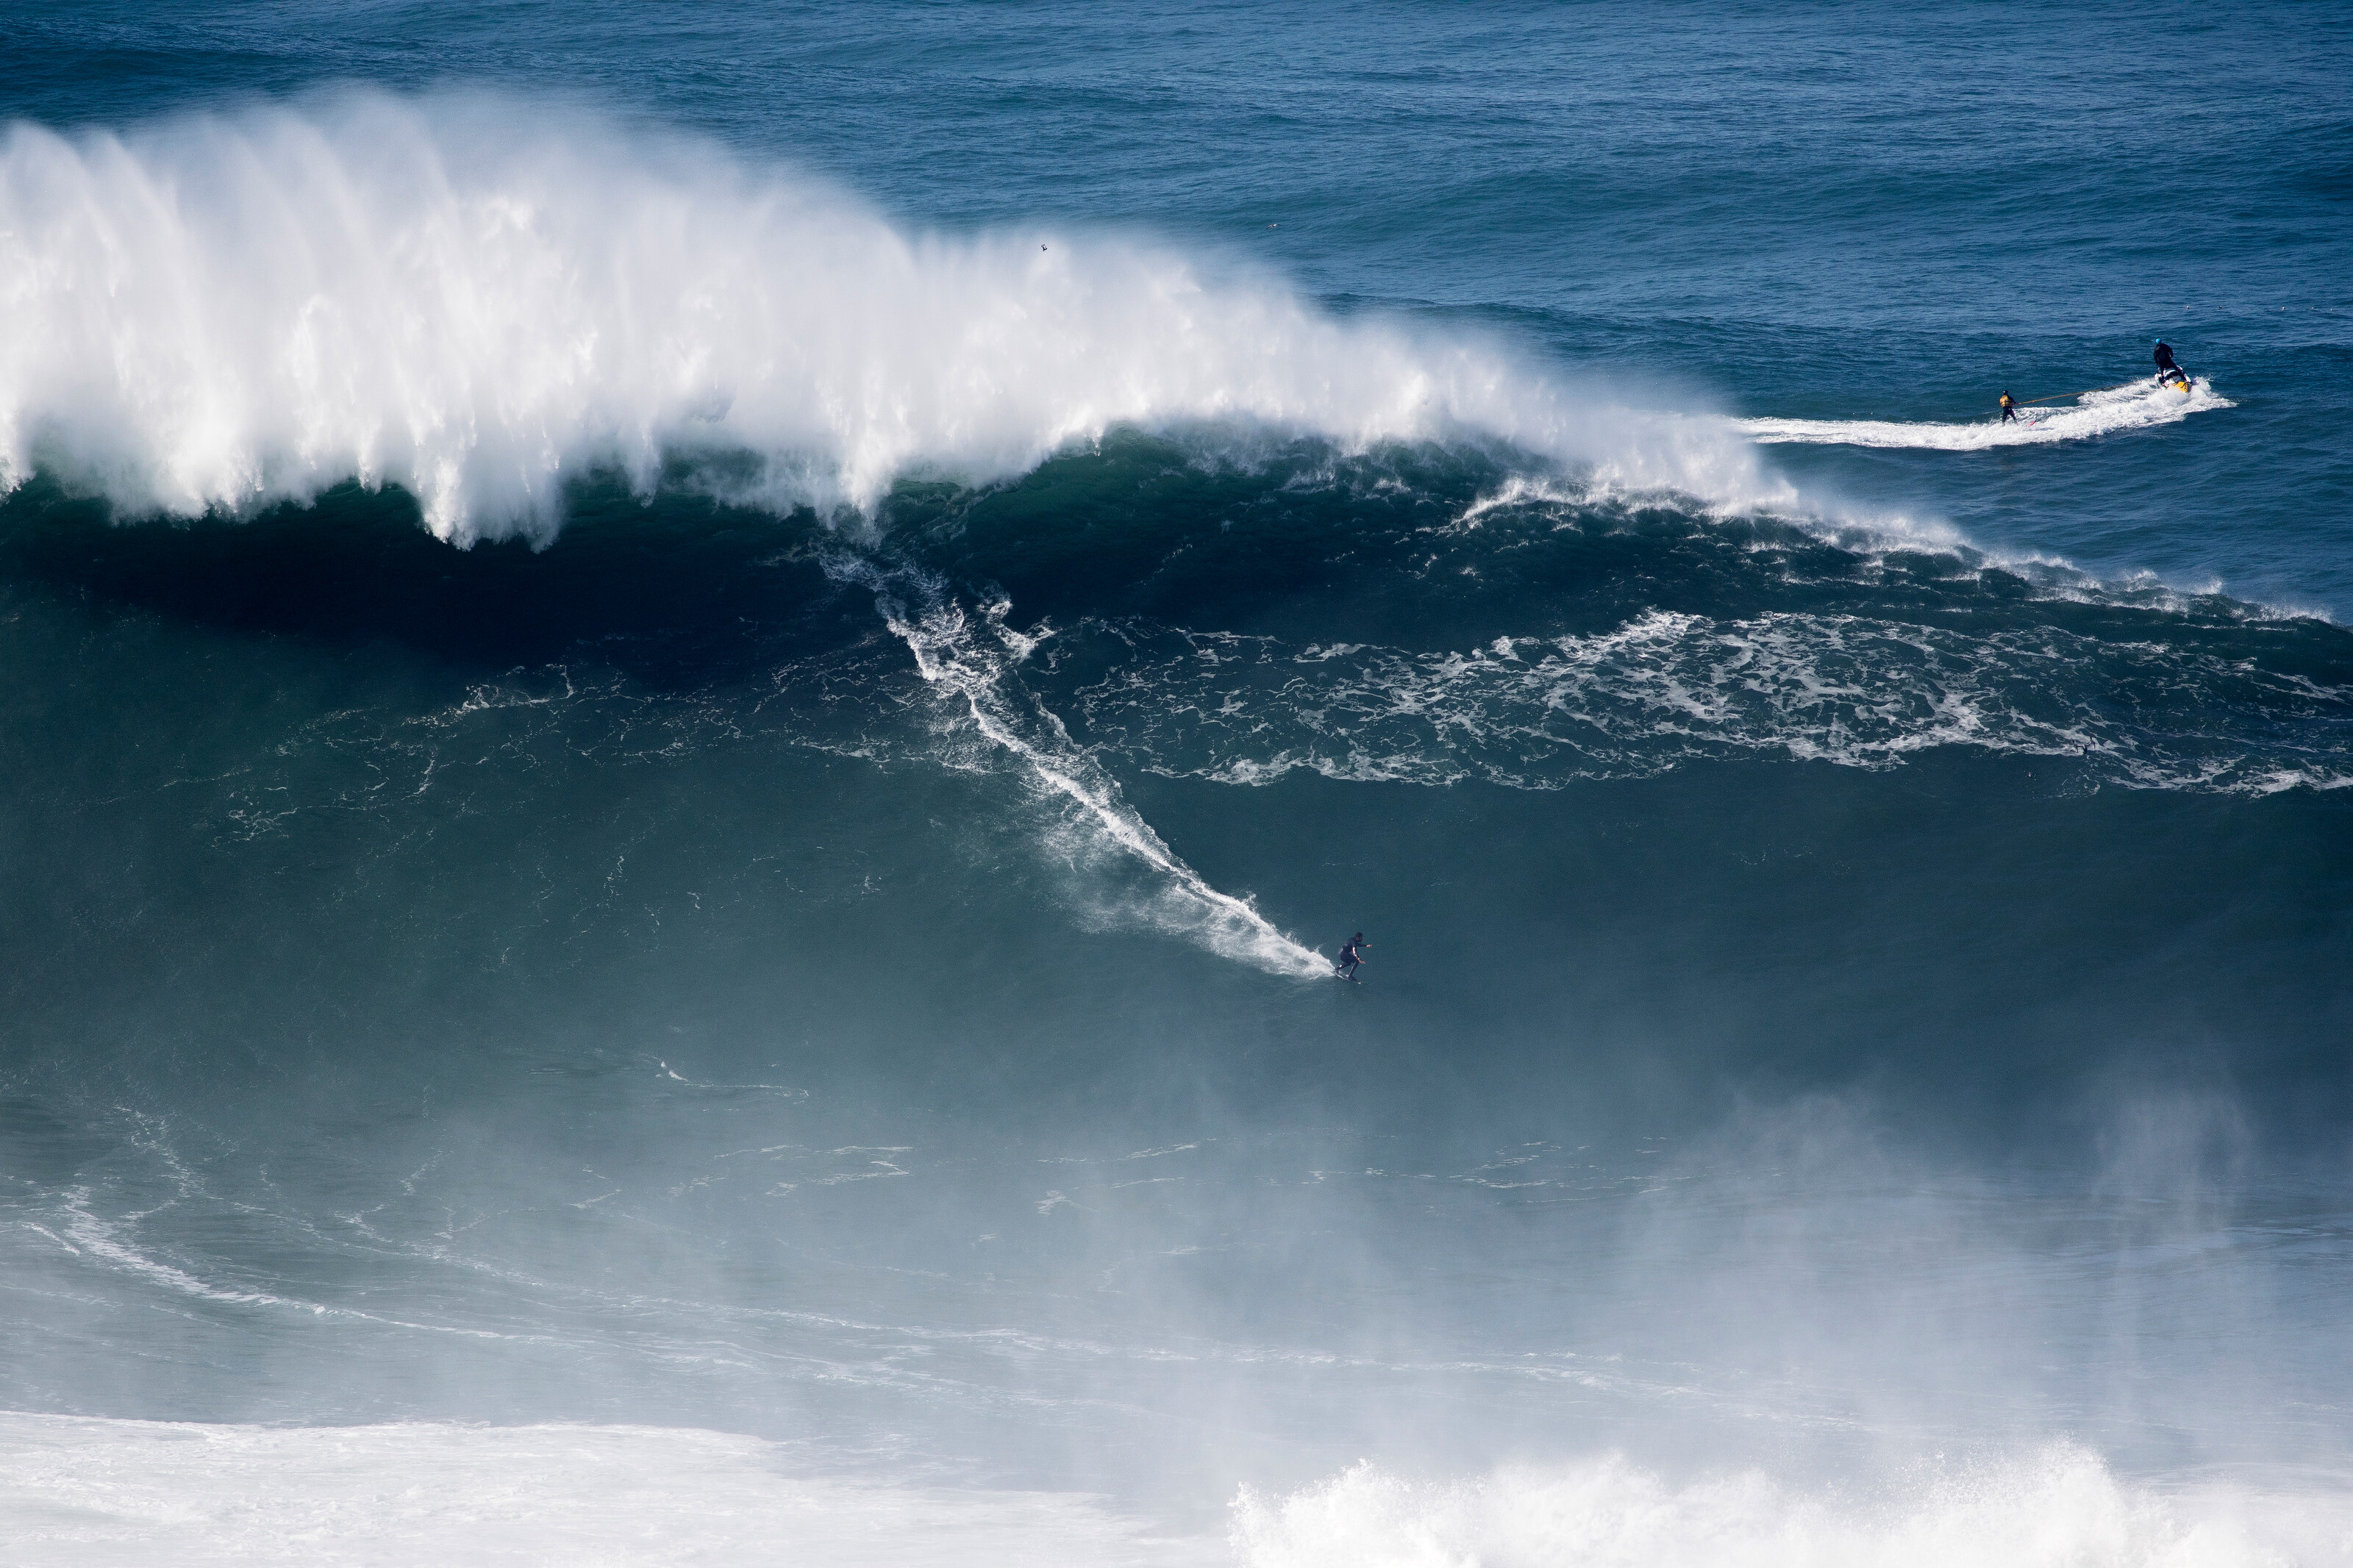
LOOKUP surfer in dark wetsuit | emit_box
[1999,391,2021,423]
[2154,341,2182,384]
[1335,932,1368,982]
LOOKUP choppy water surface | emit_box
[4,3,2351,1563]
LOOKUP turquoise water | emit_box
[4,4,2351,1563]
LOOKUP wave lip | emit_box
[0,92,1777,543]
[1735,378,2230,450]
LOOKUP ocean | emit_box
[3,2,2351,1562]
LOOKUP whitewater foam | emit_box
[15,1416,2336,1568]
[0,1414,1207,1567]
[1736,379,2232,450]
[1232,1450,2340,1568]
[1054,612,2353,795]
[0,93,1775,543]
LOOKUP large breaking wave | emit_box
[0,92,1777,542]
[2,88,2340,995]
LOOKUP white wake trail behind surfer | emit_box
[1735,349,2228,451]
[824,552,1328,978]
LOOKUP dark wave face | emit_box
[4,4,2352,1563]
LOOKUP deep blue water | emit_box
[3,3,2350,1562]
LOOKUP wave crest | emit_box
[0,93,1772,543]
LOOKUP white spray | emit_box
[0,92,1777,543]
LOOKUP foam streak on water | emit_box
[1056,613,2353,795]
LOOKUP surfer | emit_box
[2154,341,2184,384]
[1335,932,1368,983]
[1999,390,2021,423]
